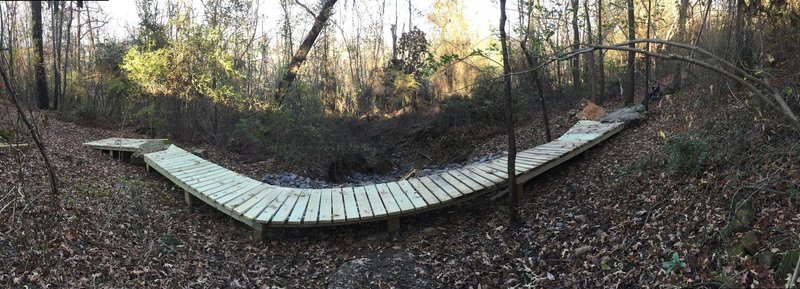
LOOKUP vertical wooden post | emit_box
[387,217,400,233]
[145,164,150,172]
[184,191,194,206]
[253,223,267,241]
[516,183,524,195]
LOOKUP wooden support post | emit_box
[516,183,524,195]
[145,164,150,172]
[184,191,194,206]
[252,223,267,241]
[387,217,400,233]
[109,150,113,158]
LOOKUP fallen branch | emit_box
[0,55,59,195]
[790,255,800,289]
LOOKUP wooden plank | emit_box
[208,180,261,202]
[464,166,504,185]
[254,188,291,223]
[193,176,243,197]
[193,174,244,193]
[353,186,373,219]
[153,155,200,169]
[449,170,488,190]
[496,157,537,170]
[415,176,452,203]
[287,189,313,225]
[270,189,303,224]
[233,186,278,215]
[401,179,438,207]
[217,183,267,207]
[170,162,221,177]
[364,185,388,218]
[374,184,401,215]
[517,152,554,161]
[470,163,508,179]
[388,182,421,211]
[424,175,461,200]
[317,189,333,223]
[381,183,413,213]
[243,187,285,220]
[302,189,323,224]
[341,187,360,222]
[331,188,349,223]
[439,171,475,195]
[183,170,237,187]
[486,161,523,174]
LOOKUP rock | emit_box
[599,104,646,123]
[741,231,760,254]
[775,250,800,283]
[756,251,779,269]
[191,149,207,158]
[422,227,437,235]
[731,200,756,233]
[575,245,593,257]
[131,139,170,166]
[327,250,431,289]
[727,243,746,257]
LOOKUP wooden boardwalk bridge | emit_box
[84,120,624,240]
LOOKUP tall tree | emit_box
[31,1,49,109]
[583,0,595,102]
[596,0,605,104]
[673,0,688,91]
[519,0,551,142]
[273,0,338,105]
[570,0,580,94]
[643,0,652,91]
[499,0,519,225]
[624,0,635,105]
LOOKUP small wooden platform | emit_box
[84,120,624,240]
[82,138,168,152]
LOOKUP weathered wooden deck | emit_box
[85,120,624,240]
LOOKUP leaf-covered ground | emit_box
[1,88,798,288]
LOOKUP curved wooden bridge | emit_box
[84,120,624,240]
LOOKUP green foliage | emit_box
[664,134,712,176]
[121,16,244,108]
[661,252,687,275]
[75,103,98,123]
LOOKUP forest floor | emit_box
[1,82,799,288]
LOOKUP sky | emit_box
[101,0,501,44]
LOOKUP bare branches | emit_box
[494,39,800,130]
[0,55,58,195]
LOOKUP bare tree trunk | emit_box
[273,0,338,105]
[624,0,635,105]
[597,0,605,104]
[673,0,688,90]
[62,2,73,105]
[644,0,652,89]
[499,0,520,225]
[51,1,63,110]
[583,0,596,103]
[32,1,49,109]
[521,0,552,142]
[570,0,580,95]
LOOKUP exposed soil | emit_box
[1,85,798,288]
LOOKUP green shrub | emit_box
[665,134,712,176]
[76,103,98,123]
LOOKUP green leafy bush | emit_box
[665,134,712,176]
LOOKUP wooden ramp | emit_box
[85,120,624,239]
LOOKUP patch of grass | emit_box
[664,134,713,176]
